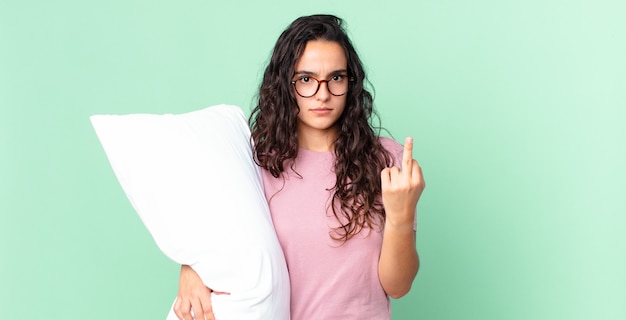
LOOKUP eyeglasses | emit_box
[291,75,354,98]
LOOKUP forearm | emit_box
[378,220,419,299]
[378,136,424,299]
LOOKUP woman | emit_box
[175,14,424,320]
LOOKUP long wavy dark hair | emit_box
[249,14,394,242]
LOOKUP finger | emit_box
[402,137,414,175]
[173,297,187,320]
[411,160,424,185]
[189,298,204,320]
[200,293,214,320]
[212,290,231,295]
[180,307,192,320]
[380,167,391,190]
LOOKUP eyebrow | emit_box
[293,69,348,77]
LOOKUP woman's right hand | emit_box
[173,265,224,320]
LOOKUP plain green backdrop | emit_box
[1,0,625,319]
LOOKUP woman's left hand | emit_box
[380,137,425,227]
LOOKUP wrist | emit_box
[384,218,415,233]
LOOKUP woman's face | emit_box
[292,40,348,143]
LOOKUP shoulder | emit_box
[378,136,403,155]
[378,137,404,166]
[378,136,404,167]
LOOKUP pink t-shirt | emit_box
[261,137,404,320]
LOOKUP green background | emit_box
[1,0,624,319]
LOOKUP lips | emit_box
[310,108,332,114]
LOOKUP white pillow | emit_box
[90,104,290,319]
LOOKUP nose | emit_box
[315,80,331,101]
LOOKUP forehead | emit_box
[294,40,347,74]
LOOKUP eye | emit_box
[331,75,344,82]
[299,77,311,83]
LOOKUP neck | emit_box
[297,126,338,152]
